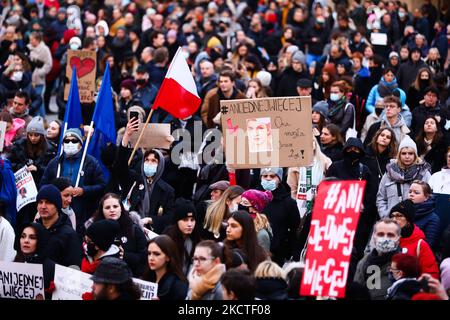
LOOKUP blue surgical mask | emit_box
[261,179,277,191]
[143,163,157,177]
[330,93,340,102]
[398,12,405,19]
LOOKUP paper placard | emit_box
[220,96,313,169]
[52,264,93,300]
[370,32,388,45]
[64,50,97,103]
[15,166,38,211]
[0,261,45,300]
[133,278,158,300]
[129,123,173,149]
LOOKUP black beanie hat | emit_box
[389,199,416,224]
[172,198,196,223]
[36,184,62,209]
[86,220,120,251]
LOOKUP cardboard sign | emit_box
[0,261,45,299]
[52,264,93,300]
[220,96,313,169]
[64,50,97,103]
[129,123,173,149]
[133,278,158,300]
[300,180,366,298]
[0,121,6,152]
[15,166,38,211]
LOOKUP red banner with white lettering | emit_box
[300,180,366,298]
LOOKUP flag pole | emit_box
[75,121,94,187]
[56,122,68,178]
[127,46,183,166]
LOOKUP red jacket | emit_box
[399,225,439,279]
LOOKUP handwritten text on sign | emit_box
[0,261,44,300]
[300,181,366,298]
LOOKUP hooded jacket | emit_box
[399,225,439,279]
[260,182,300,265]
[36,213,82,267]
[363,113,410,148]
[117,145,175,234]
[413,198,441,251]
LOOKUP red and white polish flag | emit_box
[152,47,201,119]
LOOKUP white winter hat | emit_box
[256,71,272,87]
[95,20,109,37]
[69,36,82,48]
[286,45,299,54]
[398,136,417,155]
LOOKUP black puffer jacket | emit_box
[255,278,288,300]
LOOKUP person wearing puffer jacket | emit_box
[376,136,431,218]
[408,181,441,251]
[389,200,440,279]
[366,67,406,115]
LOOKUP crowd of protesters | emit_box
[1,0,450,300]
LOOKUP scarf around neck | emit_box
[188,263,226,300]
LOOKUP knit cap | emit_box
[86,220,120,251]
[91,257,133,284]
[292,50,306,64]
[64,128,83,143]
[172,198,197,223]
[241,189,273,212]
[260,167,283,181]
[37,184,62,209]
[398,136,417,155]
[312,100,329,118]
[26,116,46,136]
[389,199,416,224]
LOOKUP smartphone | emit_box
[420,277,430,293]
[129,111,139,121]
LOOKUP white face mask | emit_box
[64,142,80,156]
[330,93,340,102]
[11,71,23,82]
[70,43,80,50]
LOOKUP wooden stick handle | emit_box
[128,109,154,166]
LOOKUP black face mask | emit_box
[86,242,99,257]
[219,26,226,32]
[419,79,429,87]
[375,108,383,116]
[344,151,362,164]
[136,79,146,86]
[237,204,250,213]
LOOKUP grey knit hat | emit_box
[26,116,46,136]
[312,100,329,118]
[63,128,83,143]
[260,167,283,181]
[291,50,306,64]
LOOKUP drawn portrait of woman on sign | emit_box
[246,117,273,153]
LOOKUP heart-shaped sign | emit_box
[70,57,95,78]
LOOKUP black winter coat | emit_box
[275,68,308,97]
[121,224,148,277]
[320,142,344,162]
[36,213,83,267]
[396,60,428,91]
[261,183,300,265]
[116,145,175,234]
[361,146,393,184]
[144,271,188,301]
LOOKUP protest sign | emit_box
[300,180,366,298]
[64,49,97,103]
[220,96,313,169]
[133,278,158,300]
[0,261,45,300]
[15,166,38,211]
[52,264,93,300]
[0,121,6,152]
[129,123,173,149]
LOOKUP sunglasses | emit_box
[63,139,79,144]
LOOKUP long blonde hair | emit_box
[204,185,244,235]
[253,212,270,233]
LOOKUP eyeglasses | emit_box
[388,267,400,273]
[63,139,79,144]
[191,256,214,264]
[390,213,405,219]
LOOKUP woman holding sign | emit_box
[14,222,55,299]
[141,235,188,300]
